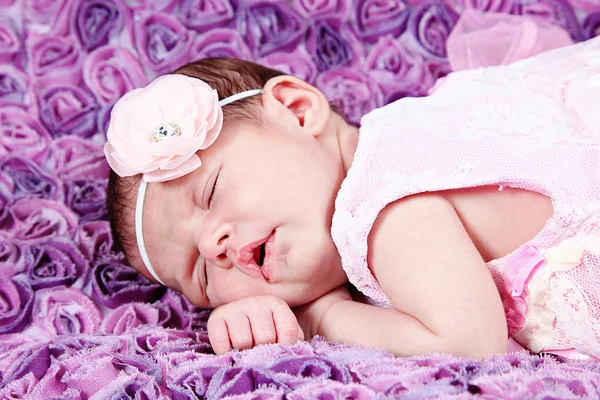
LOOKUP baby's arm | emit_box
[300,193,508,357]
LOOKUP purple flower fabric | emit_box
[179,0,236,32]
[32,287,101,335]
[23,0,71,30]
[0,156,62,201]
[39,84,99,139]
[408,1,459,58]
[259,48,318,84]
[306,17,365,72]
[0,108,52,165]
[0,65,30,107]
[443,0,516,13]
[351,0,410,43]
[24,238,88,290]
[50,136,110,180]
[365,36,427,98]
[83,45,147,105]
[291,0,349,18]
[238,0,308,57]
[91,260,166,308]
[190,28,253,61]
[66,179,107,221]
[0,274,34,334]
[0,240,23,274]
[0,16,20,66]
[9,198,78,241]
[26,34,83,87]
[515,0,584,41]
[584,13,600,39]
[135,12,192,73]
[1,0,599,398]
[70,0,130,52]
[74,220,118,261]
[316,67,383,124]
[102,303,160,334]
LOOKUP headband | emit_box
[103,74,262,285]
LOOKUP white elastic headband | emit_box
[135,89,262,285]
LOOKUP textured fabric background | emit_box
[1,0,600,398]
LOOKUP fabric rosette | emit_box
[0,107,52,164]
[0,65,30,108]
[514,0,584,41]
[190,28,253,61]
[39,84,99,139]
[152,289,200,330]
[291,0,349,18]
[179,0,236,32]
[365,36,427,99]
[91,259,166,308]
[0,15,21,65]
[23,0,71,33]
[443,0,515,13]
[0,186,11,232]
[83,45,147,106]
[0,239,23,274]
[70,0,131,52]
[24,238,88,290]
[104,74,223,182]
[26,33,83,87]
[316,67,383,125]
[306,17,366,72]
[569,0,600,12]
[408,1,459,58]
[0,157,62,201]
[75,220,119,261]
[0,273,34,334]
[0,344,51,386]
[32,287,102,335]
[50,136,110,180]
[351,0,410,43]
[259,48,318,84]
[584,13,600,39]
[135,12,192,74]
[125,0,177,12]
[102,303,160,334]
[169,357,254,399]
[9,198,78,241]
[238,0,308,57]
[66,179,108,221]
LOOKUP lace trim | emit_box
[512,240,584,352]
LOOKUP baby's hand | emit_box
[207,296,304,354]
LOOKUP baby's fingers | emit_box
[248,307,277,346]
[272,301,303,345]
[207,317,232,355]
[225,314,254,351]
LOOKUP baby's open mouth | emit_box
[253,243,266,267]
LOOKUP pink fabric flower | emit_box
[104,74,223,182]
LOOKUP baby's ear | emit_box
[262,75,330,137]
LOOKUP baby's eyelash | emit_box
[208,171,220,207]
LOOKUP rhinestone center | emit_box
[152,122,181,142]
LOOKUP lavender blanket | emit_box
[2,0,600,398]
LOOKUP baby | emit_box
[105,37,600,359]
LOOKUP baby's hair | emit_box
[106,58,286,264]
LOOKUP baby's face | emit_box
[136,117,348,308]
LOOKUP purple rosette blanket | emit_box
[1,0,600,398]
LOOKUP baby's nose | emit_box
[198,223,234,269]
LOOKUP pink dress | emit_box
[331,36,600,358]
